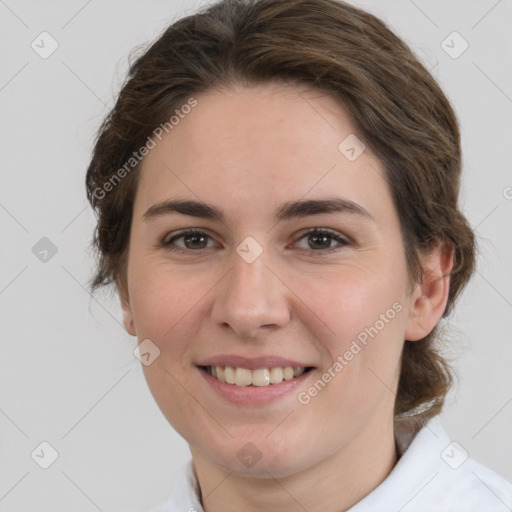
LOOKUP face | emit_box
[121,82,430,478]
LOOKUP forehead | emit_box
[135,83,391,222]
[167,82,359,163]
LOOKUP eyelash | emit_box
[160,228,350,255]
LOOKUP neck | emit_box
[190,416,398,512]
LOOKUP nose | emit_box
[211,246,291,338]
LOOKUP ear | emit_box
[118,278,137,337]
[404,242,454,341]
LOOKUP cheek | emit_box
[296,266,406,340]
[292,265,408,395]
[128,259,207,341]
[132,266,214,432]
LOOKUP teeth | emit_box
[283,367,294,380]
[224,366,235,384]
[269,367,283,384]
[252,368,270,387]
[235,367,252,386]
[293,367,305,377]
[206,365,307,387]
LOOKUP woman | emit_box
[85,0,512,510]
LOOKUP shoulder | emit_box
[434,451,512,511]
[350,417,512,512]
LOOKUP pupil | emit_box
[310,233,331,249]
[185,233,207,249]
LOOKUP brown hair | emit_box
[85,0,476,426]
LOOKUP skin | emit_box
[120,82,453,512]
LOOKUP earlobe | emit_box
[122,307,137,336]
[404,243,454,342]
[118,281,137,337]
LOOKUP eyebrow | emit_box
[143,197,374,223]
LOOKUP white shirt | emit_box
[151,417,512,511]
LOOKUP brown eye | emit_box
[294,228,349,252]
[162,230,216,252]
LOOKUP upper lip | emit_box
[197,355,314,370]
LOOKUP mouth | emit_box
[199,365,315,387]
[196,355,318,405]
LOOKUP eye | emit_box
[161,229,217,252]
[160,228,350,255]
[293,228,350,253]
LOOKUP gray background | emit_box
[1,0,511,510]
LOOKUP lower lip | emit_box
[197,367,315,405]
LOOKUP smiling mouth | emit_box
[201,365,314,387]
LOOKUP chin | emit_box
[201,433,314,479]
